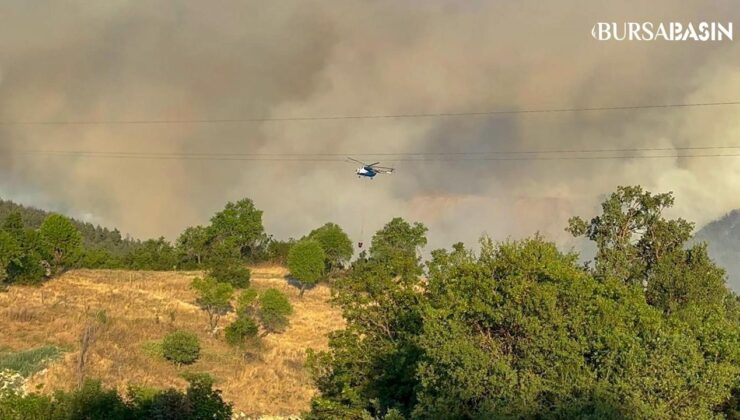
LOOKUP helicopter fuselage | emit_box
[356,166,378,178]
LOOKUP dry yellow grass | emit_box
[0,267,344,417]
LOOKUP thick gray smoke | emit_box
[1,0,740,258]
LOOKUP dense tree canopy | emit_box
[307,223,353,271]
[39,214,83,274]
[308,189,740,419]
[209,198,266,261]
[176,225,210,267]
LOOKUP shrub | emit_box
[208,263,251,289]
[191,277,234,332]
[224,317,259,347]
[258,288,293,334]
[161,331,200,365]
[0,378,232,420]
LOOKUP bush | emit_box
[224,317,259,347]
[258,288,293,334]
[208,263,250,289]
[161,331,200,365]
[0,377,232,420]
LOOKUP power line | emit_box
[5,144,740,158]
[6,149,740,162]
[1,100,739,126]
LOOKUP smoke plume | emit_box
[1,0,740,261]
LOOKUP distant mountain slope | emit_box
[694,209,740,293]
[0,198,141,257]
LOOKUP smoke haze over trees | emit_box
[2,1,740,256]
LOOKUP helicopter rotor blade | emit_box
[346,157,367,166]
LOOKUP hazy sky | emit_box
[1,0,740,257]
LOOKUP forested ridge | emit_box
[1,186,739,419]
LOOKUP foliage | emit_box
[123,237,177,271]
[191,277,234,331]
[39,214,82,275]
[224,317,259,347]
[369,217,428,281]
[235,288,259,318]
[307,223,353,271]
[0,199,141,261]
[209,198,266,261]
[288,239,325,296]
[265,238,295,265]
[308,217,428,419]
[176,225,211,268]
[0,377,232,420]
[208,262,251,289]
[0,346,64,378]
[0,230,21,284]
[140,341,164,359]
[309,205,740,419]
[258,288,293,334]
[1,213,48,285]
[161,331,201,365]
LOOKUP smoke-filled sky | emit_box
[1,0,740,257]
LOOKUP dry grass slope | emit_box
[0,266,344,417]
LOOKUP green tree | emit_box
[39,214,82,275]
[567,186,730,313]
[308,209,739,419]
[308,218,428,419]
[2,212,24,235]
[7,230,47,285]
[0,212,46,284]
[209,198,266,261]
[224,317,259,347]
[191,277,234,332]
[258,288,293,335]
[412,237,735,419]
[0,230,21,285]
[307,223,353,271]
[176,225,211,267]
[287,239,325,296]
[369,217,428,281]
[124,237,177,270]
[162,330,201,365]
[208,262,251,289]
[265,238,295,265]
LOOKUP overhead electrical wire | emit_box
[7,144,740,157]
[5,146,740,162]
[0,100,739,126]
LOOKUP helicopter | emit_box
[348,157,394,179]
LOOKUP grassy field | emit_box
[0,266,344,417]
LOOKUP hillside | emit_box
[0,198,141,258]
[0,266,344,417]
[694,209,740,292]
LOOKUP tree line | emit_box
[0,197,354,289]
[2,186,739,418]
[306,186,740,419]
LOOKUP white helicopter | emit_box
[348,157,395,179]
